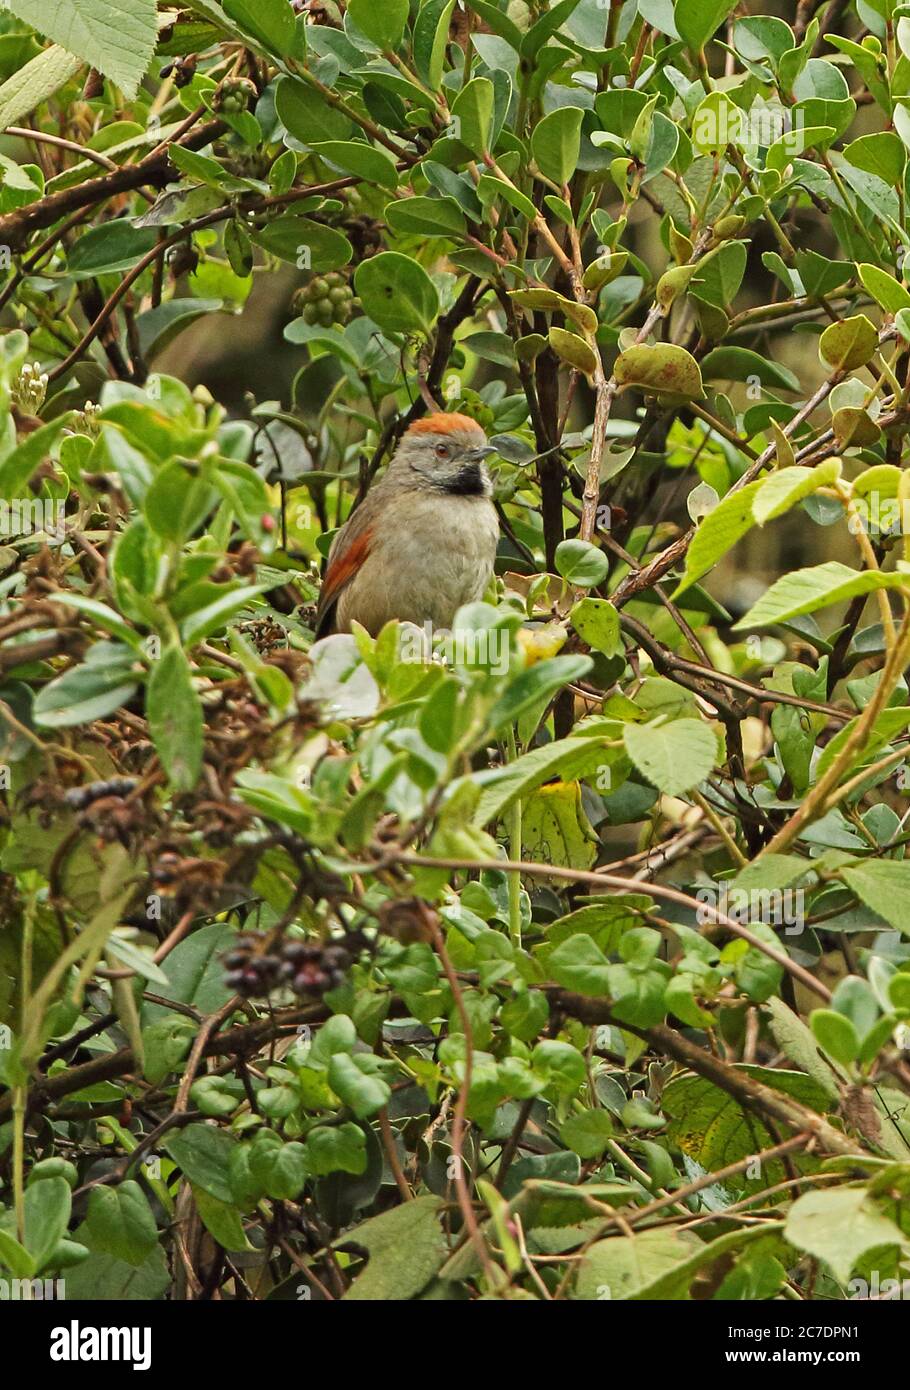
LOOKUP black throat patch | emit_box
[441,463,486,496]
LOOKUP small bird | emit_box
[314,412,499,637]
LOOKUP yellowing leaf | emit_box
[614,343,704,402]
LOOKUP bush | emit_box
[0,0,909,1305]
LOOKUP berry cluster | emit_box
[223,933,351,999]
[293,272,357,327]
[212,77,257,115]
[281,941,351,996]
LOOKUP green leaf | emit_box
[305,1122,368,1176]
[819,314,878,371]
[5,0,156,98]
[841,859,910,935]
[570,597,623,656]
[674,480,763,596]
[45,592,142,651]
[548,326,599,377]
[67,219,158,279]
[33,664,139,728]
[675,0,737,53]
[733,563,910,630]
[560,1108,614,1158]
[193,1073,245,1117]
[834,156,899,226]
[478,174,537,220]
[766,126,835,172]
[576,1226,702,1299]
[531,105,584,186]
[347,0,409,48]
[691,90,741,155]
[354,251,439,335]
[555,539,609,587]
[857,262,910,314]
[0,417,70,501]
[340,1195,446,1300]
[146,922,235,1016]
[328,1053,392,1119]
[700,346,799,391]
[211,458,272,545]
[488,656,593,732]
[785,1188,905,1284]
[63,1244,169,1299]
[549,934,611,996]
[614,344,704,403]
[500,989,550,1042]
[623,718,717,796]
[584,1221,780,1300]
[532,1039,587,1094]
[523,782,599,872]
[144,459,216,542]
[0,1229,37,1278]
[193,1186,252,1252]
[179,583,267,645]
[844,131,905,186]
[509,287,597,334]
[310,140,399,190]
[24,1176,71,1271]
[249,1136,308,1200]
[450,76,494,154]
[764,996,841,1100]
[164,1124,237,1205]
[690,241,747,308]
[471,734,616,826]
[414,0,456,86]
[135,298,224,360]
[386,194,466,237]
[223,0,295,56]
[308,1018,355,1068]
[816,704,910,785]
[0,45,82,129]
[521,0,583,58]
[251,215,352,271]
[146,645,203,794]
[83,1181,157,1267]
[664,1069,831,1190]
[142,1015,195,1085]
[753,458,842,526]
[809,1008,859,1068]
[794,249,852,299]
[275,75,352,144]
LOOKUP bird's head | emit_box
[391,412,496,496]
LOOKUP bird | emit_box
[313,412,500,638]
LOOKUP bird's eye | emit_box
[434,442,451,460]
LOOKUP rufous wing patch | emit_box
[316,525,374,629]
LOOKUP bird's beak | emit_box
[468,444,496,461]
